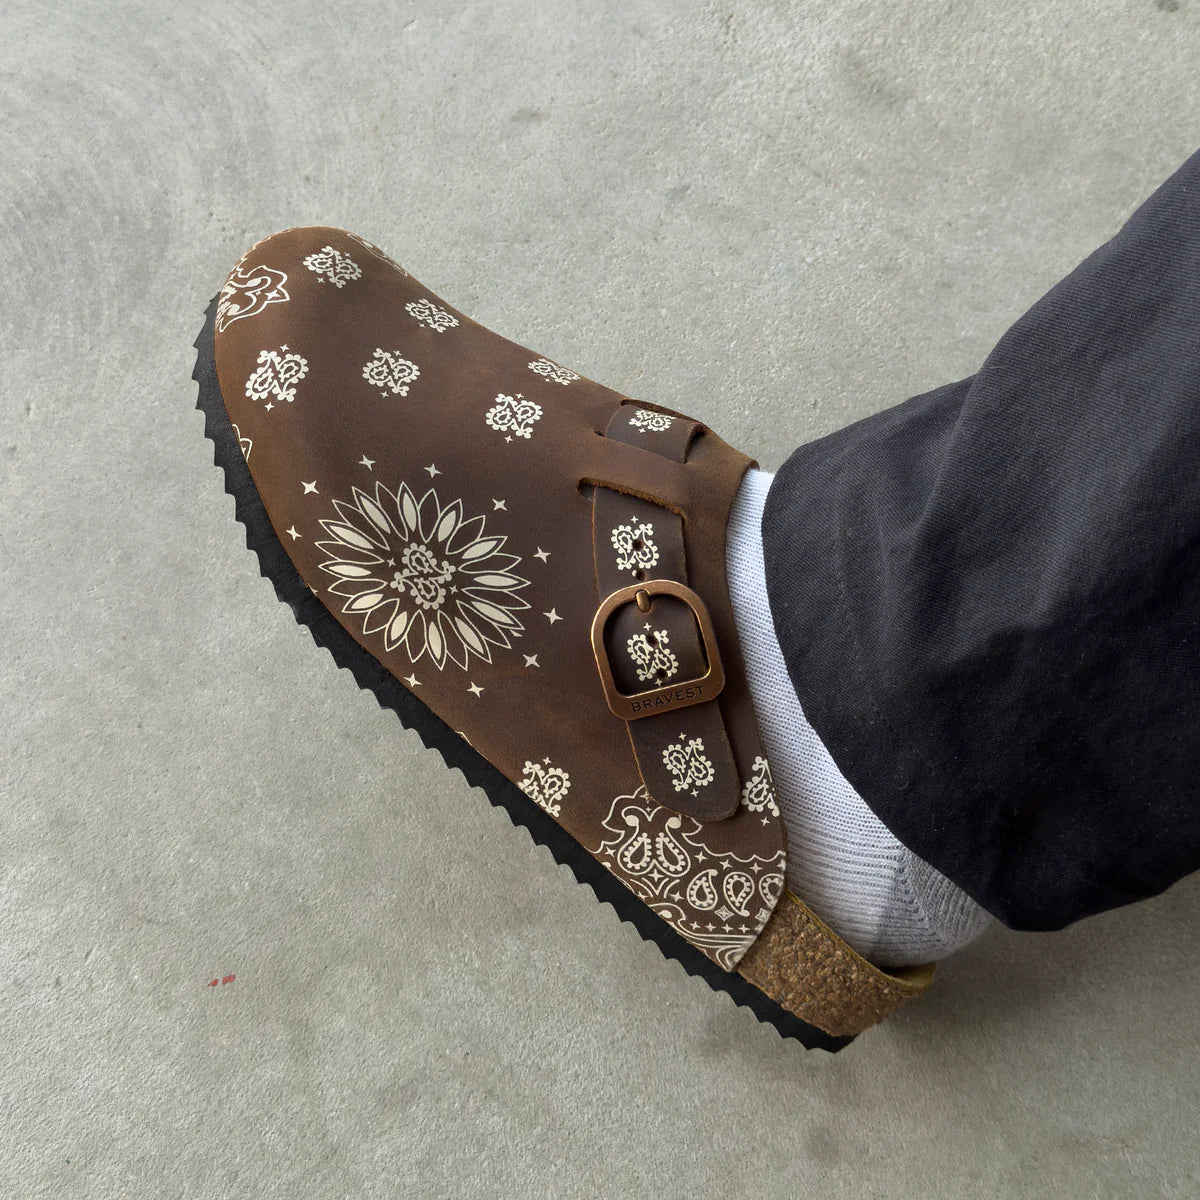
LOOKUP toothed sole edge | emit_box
[192,296,850,1053]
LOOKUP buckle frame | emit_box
[590,579,726,721]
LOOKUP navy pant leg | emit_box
[762,150,1200,930]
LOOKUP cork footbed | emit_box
[742,894,934,1038]
[193,295,932,1050]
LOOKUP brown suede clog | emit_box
[192,227,934,1049]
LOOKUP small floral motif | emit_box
[527,358,579,386]
[519,758,571,817]
[216,263,289,332]
[245,348,309,406]
[610,521,660,575]
[405,297,459,333]
[316,479,529,670]
[625,627,679,684]
[303,245,362,288]
[362,348,420,398]
[740,756,780,818]
[662,736,715,794]
[628,409,675,433]
[485,393,543,441]
[231,423,252,460]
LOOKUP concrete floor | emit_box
[3,1,1199,1195]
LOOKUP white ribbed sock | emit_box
[726,468,991,967]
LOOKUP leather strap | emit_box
[591,405,742,821]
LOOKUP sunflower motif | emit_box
[316,481,530,670]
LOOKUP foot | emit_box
[728,470,991,968]
[197,227,938,1046]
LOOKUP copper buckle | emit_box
[590,579,726,721]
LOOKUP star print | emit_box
[359,454,375,470]
[264,401,274,411]
[280,344,289,351]
[387,558,396,567]
[505,436,512,444]
[533,548,550,563]
[467,682,484,697]
[302,481,319,494]
[644,621,652,630]
[492,499,507,511]
[424,463,441,478]
[690,788,699,798]
[285,526,301,540]
[544,608,562,624]
[523,654,540,668]
[404,674,421,688]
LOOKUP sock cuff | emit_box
[726,467,989,966]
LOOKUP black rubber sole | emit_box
[193,296,851,1053]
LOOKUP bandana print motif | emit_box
[216,263,290,332]
[628,409,675,433]
[303,245,362,288]
[485,393,543,441]
[362,348,421,397]
[231,423,252,461]
[527,358,579,386]
[316,479,529,670]
[245,348,309,406]
[594,789,785,970]
[625,628,679,683]
[662,736,716,796]
[406,298,459,333]
[610,521,659,575]
[740,756,780,818]
[519,759,571,817]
